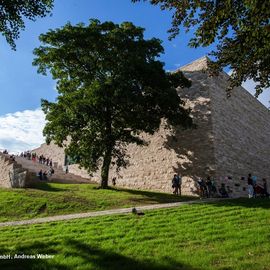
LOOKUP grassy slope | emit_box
[0,198,269,270]
[0,182,195,222]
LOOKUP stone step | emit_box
[13,156,91,185]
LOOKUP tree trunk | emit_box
[100,146,112,189]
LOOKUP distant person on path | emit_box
[197,178,206,198]
[206,176,212,198]
[219,183,229,198]
[65,165,69,174]
[262,178,269,197]
[178,174,182,196]
[112,177,116,186]
[38,170,43,180]
[211,178,217,196]
[247,173,254,198]
[48,167,54,177]
[43,171,48,181]
[252,175,257,197]
[172,174,180,195]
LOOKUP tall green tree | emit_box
[133,0,270,96]
[0,0,53,49]
[33,19,192,188]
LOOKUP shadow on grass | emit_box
[209,197,270,209]
[29,182,67,192]
[0,239,203,270]
[112,187,198,204]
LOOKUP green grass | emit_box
[0,182,195,222]
[0,198,269,270]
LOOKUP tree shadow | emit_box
[0,238,203,270]
[29,182,67,192]
[209,197,270,209]
[164,71,216,178]
[108,187,198,203]
[62,238,202,270]
[0,241,68,270]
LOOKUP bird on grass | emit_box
[132,207,145,216]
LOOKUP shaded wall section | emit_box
[108,69,216,195]
[209,72,270,195]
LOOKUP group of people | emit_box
[197,177,221,198]
[38,167,55,181]
[172,174,182,195]
[172,173,269,198]
[247,174,269,198]
[20,152,53,167]
[19,151,55,181]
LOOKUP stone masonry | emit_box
[31,56,270,197]
[0,153,35,188]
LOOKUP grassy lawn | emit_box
[0,198,269,270]
[0,182,196,222]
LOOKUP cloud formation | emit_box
[0,108,46,154]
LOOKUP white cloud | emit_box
[0,108,46,154]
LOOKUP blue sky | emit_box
[0,0,269,153]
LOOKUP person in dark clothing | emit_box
[43,171,48,181]
[219,183,229,198]
[206,176,212,198]
[172,174,180,195]
[197,178,206,198]
[112,177,116,186]
[38,170,43,180]
[247,173,254,198]
[262,178,269,197]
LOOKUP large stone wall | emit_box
[31,57,270,197]
[209,72,270,195]
[32,142,65,170]
[107,68,216,194]
[0,153,31,188]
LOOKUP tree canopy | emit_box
[133,0,270,97]
[0,0,53,49]
[33,19,192,188]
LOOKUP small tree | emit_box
[33,19,192,188]
[132,0,270,96]
[0,0,53,49]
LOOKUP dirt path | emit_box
[0,198,223,227]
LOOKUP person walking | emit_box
[172,174,180,195]
[262,178,269,197]
[247,173,254,198]
[178,174,182,196]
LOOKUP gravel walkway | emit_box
[0,198,223,228]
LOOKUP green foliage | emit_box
[0,0,53,49]
[0,199,270,270]
[132,0,270,96]
[33,19,192,187]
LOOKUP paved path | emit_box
[0,198,223,228]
